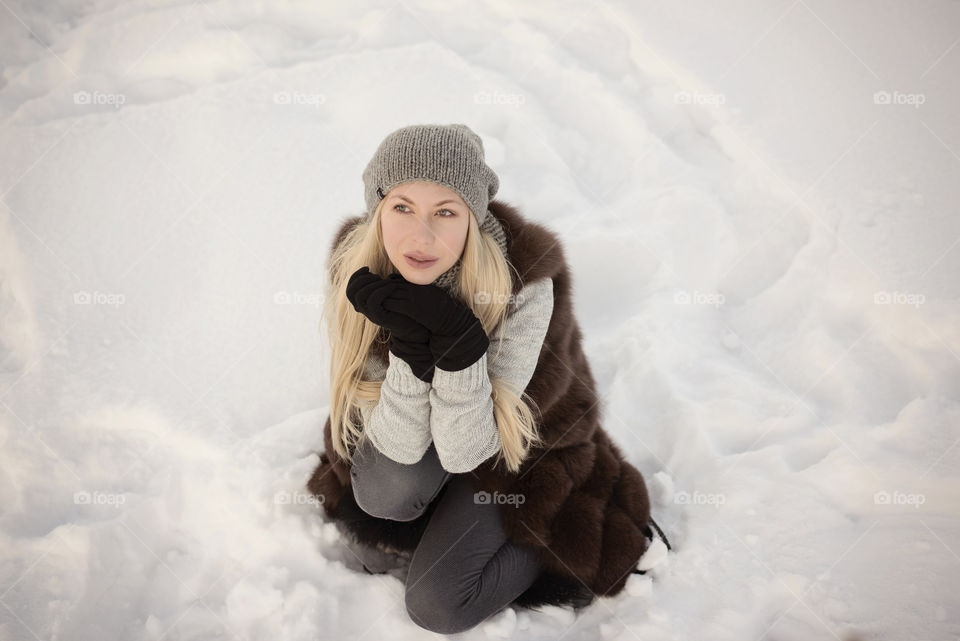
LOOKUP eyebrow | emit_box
[391,194,460,207]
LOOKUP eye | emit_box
[393,204,456,217]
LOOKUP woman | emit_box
[307,123,659,634]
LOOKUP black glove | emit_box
[380,279,489,372]
[383,272,439,382]
[345,267,436,382]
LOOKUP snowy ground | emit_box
[1,1,958,639]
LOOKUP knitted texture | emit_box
[361,277,555,472]
[362,123,499,227]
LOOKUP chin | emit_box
[394,265,433,284]
[404,271,435,284]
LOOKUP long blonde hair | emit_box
[322,198,544,474]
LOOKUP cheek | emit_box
[380,221,400,252]
[444,225,468,256]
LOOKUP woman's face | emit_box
[380,181,471,285]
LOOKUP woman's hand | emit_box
[345,267,436,382]
[380,278,490,372]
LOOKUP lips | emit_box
[405,252,437,261]
[404,253,438,269]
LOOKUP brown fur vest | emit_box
[306,199,652,611]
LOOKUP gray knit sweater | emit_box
[360,276,554,473]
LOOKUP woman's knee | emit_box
[405,581,478,635]
[351,471,433,522]
[349,445,448,521]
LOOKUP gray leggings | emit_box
[349,437,542,635]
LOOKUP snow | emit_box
[1,0,958,639]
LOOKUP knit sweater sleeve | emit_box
[429,277,554,473]
[360,350,433,464]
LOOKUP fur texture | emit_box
[306,199,652,611]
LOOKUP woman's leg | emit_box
[350,436,451,522]
[404,474,543,635]
[334,519,412,579]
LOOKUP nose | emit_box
[410,216,436,244]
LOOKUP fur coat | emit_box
[306,199,652,611]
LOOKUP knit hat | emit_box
[363,123,500,226]
[361,123,508,290]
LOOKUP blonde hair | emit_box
[322,198,544,474]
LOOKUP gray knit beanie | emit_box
[361,123,508,289]
[362,123,499,226]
